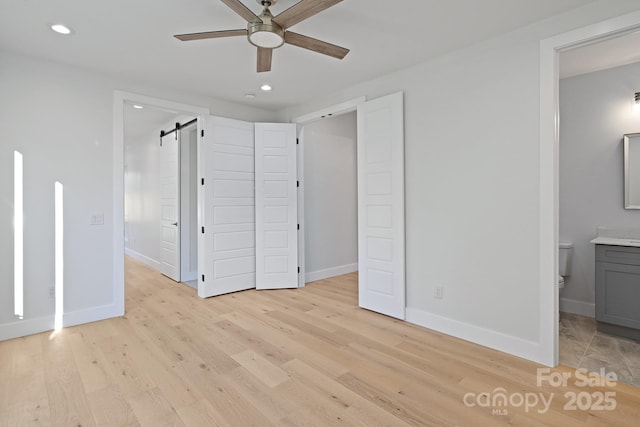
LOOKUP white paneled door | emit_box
[199,116,257,297]
[357,92,405,319]
[255,123,298,290]
[159,130,181,282]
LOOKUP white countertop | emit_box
[590,237,640,247]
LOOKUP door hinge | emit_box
[201,178,204,185]
[201,274,205,282]
[201,130,204,137]
[296,138,299,145]
[201,226,205,234]
[297,224,300,230]
[296,181,299,187]
[298,267,300,274]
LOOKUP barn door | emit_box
[254,123,298,289]
[159,129,181,282]
[357,92,405,319]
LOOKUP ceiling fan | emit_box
[174,0,350,73]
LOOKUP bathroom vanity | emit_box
[591,236,640,340]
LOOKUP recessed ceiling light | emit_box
[260,84,272,91]
[133,105,144,109]
[244,93,256,99]
[51,24,72,35]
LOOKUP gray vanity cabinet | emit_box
[595,244,640,340]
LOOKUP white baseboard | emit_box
[305,263,358,283]
[406,307,545,365]
[125,248,161,271]
[0,303,122,342]
[63,303,123,328]
[560,297,595,318]
[0,315,55,342]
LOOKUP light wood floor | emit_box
[1,257,639,426]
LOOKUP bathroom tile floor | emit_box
[560,312,640,388]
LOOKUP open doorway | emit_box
[114,91,209,308]
[556,32,640,387]
[295,93,405,320]
[539,10,640,367]
[124,105,197,287]
[299,112,358,284]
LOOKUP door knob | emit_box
[172,222,178,226]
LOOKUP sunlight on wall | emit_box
[55,181,64,331]
[14,151,23,319]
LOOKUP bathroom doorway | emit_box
[556,32,640,387]
[540,9,640,370]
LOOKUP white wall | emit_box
[302,112,358,282]
[559,61,640,316]
[279,0,640,362]
[0,49,277,340]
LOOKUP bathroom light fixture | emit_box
[133,104,144,109]
[261,84,272,91]
[51,24,72,35]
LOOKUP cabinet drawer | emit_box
[595,244,640,266]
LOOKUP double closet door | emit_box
[192,92,406,322]
[197,117,298,298]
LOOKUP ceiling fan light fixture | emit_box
[248,23,284,49]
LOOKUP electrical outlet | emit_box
[434,286,444,300]
[90,212,104,225]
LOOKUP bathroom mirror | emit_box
[624,133,640,209]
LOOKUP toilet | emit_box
[558,242,573,289]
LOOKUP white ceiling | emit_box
[123,103,188,145]
[0,0,598,110]
[560,29,640,79]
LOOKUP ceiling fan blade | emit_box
[220,0,262,23]
[174,29,247,41]
[273,0,342,29]
[284,31,349,59]
[257,47,273,73]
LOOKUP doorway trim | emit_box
[113,90,209,313]
[292,97,366,287]
[539,10,640,366]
